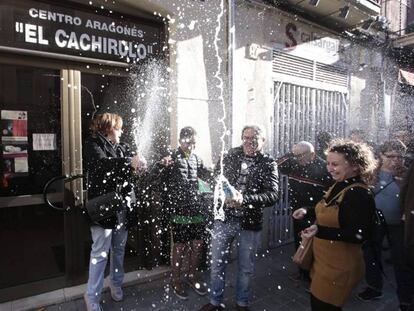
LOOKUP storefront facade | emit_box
[2,0,411,304]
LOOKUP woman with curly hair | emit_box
[293,139,377,310]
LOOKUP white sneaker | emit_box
[109,284,123,302]
[84,293,103,311]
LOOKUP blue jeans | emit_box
[363,224,414,305]
[86,225,128,304]
[209,218,261,307]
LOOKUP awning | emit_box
[398,69,414,86]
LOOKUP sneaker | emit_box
[236,305,250,311]
[199,303,225,311]
[109,284,123,302]
[172,283,189,300]
[84,293,103,311]
[187,279,208,296]
[357,287,383,301]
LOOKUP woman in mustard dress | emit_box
[293,139,377,310]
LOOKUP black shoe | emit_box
[199,303,225,311]
[172,283,189,300]
[399,303,413,311]
[357,287,383,301]
[187,279,208,296]
[236,305,250,311]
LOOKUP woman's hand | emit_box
[301,224,318,239]
[292,208,307,220]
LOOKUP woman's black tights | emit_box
[311,294,342,311]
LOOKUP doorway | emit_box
[0,63,65,300]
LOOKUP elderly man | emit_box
[277,141,332,283]
[199,125,279,311]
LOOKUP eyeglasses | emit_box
[383,154,403,159]
[293,152,310,158]
[242,136,259,142]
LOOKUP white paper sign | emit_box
[33,133,57,151]
[14,157,28,173]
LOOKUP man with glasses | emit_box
[277,141,332,286]
[199,125,279,311]
[358,140,414,311]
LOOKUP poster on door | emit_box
[1,110,28,143]
[0,110,29,181]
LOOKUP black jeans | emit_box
[363,224,414,305]
[310,294,341,311]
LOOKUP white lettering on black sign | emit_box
[0,0,162,63]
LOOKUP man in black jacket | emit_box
[152,126,212,300]
[200,125,279,311]
[277,141,331,284]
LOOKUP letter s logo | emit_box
[285,23,297,49]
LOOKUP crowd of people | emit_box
[82,112,414,311]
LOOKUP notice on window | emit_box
[14,157,28,173]
[1,110,28,143]
[33,133,57,151]
[1,144,29,174]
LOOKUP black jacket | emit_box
[83,133,135,228]
[400,162,414,268]
[152,147,212,217]
[278,154,332,211]
[216,147,279,231]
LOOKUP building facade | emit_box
[1,0,413,303]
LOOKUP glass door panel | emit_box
[0,64,64,291]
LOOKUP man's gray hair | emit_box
[296,141,315,153]
[241,125,265,138]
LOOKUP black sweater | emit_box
[311,176,376,244]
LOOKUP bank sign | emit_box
[0,0,163,63]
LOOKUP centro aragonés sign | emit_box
[0,0,163,63]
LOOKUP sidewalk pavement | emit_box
[39,243,399,311]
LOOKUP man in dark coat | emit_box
[151,126,212,300]
[200,125,279,311]
[402,162,414,270]
[277,141,332,283]
[400,161,414,311]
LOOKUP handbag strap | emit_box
[324,182,368,206]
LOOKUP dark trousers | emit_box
[363,224,414,305]
[310,294,341,311]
